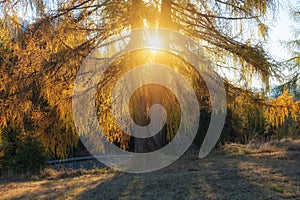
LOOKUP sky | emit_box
[262,1,299,89]
[266,1,297,61]
[222,1,297,89]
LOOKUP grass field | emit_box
[1,139,300,200]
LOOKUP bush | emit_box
[0,127,48,174]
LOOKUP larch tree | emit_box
[0,0,299,157]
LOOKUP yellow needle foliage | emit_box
[265,90,300,127]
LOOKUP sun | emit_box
[147,35,161,48]
[144,30,163,51]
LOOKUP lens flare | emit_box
[145,29,163,52]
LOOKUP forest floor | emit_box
[1,139,300,200]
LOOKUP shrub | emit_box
[0,127,48,174]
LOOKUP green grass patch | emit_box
[270,184,284,193]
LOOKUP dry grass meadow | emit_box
[1,139,300,200]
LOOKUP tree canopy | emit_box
[0,0,299,158]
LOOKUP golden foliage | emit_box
[228,85,300,134]
[0,0,295,157]
[265,90,300,127]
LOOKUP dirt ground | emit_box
[0,143,300,200]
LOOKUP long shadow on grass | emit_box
[76,154,273,200]
[187,153,300,199]
[185,155,271,199]
[77,172,136,199]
